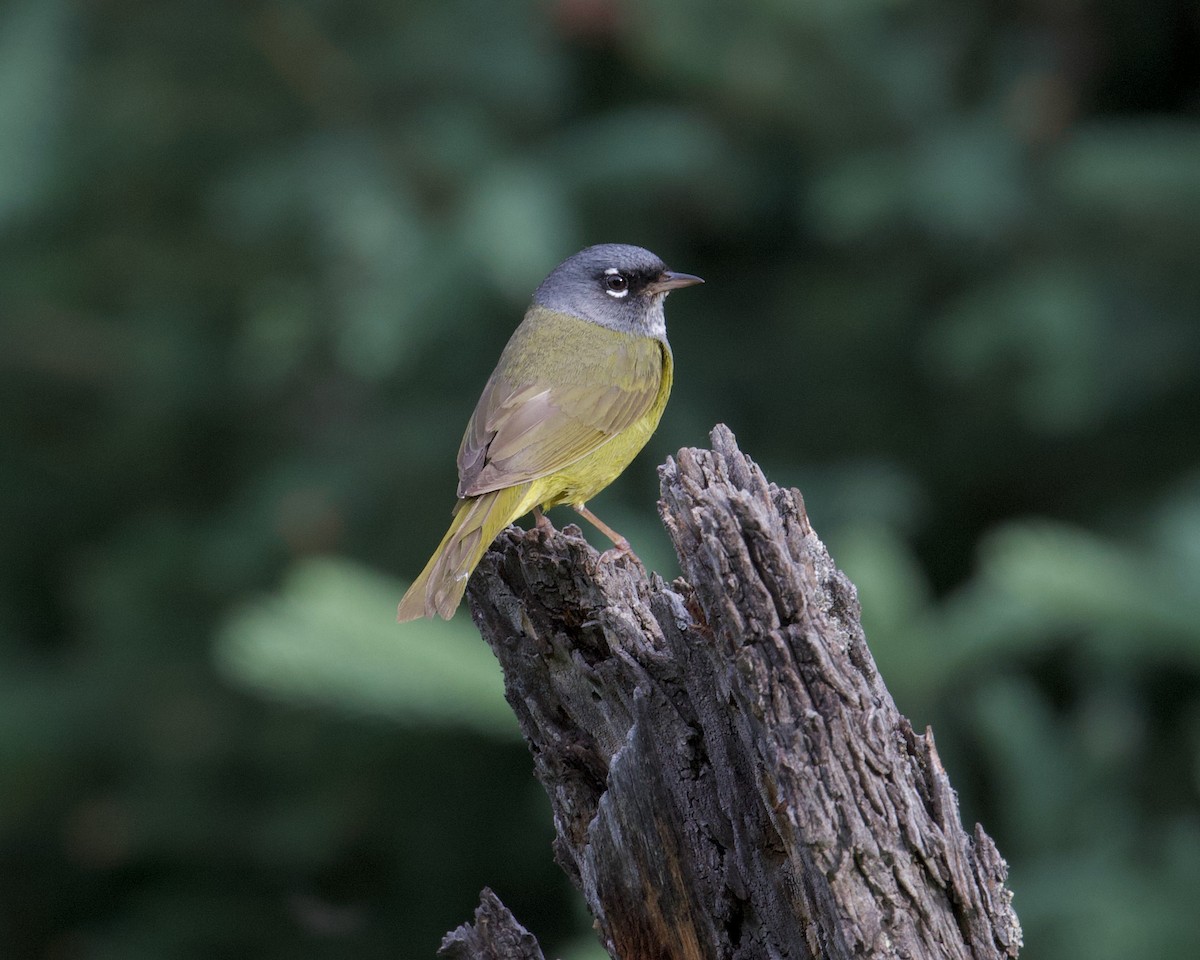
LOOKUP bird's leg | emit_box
[574,503,639,562]
[532,506,555,533]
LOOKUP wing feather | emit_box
[456,310,664,498]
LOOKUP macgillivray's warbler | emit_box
[397,243,702,621]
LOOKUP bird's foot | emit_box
[599,538,639,564]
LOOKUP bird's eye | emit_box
[604,273,629,297]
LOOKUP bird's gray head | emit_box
[532,243,703,339]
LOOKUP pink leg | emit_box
[574,503,638,562]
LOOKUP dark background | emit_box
[4,0,1200,957]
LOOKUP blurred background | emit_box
[3,0,1200,956]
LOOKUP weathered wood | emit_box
[450,424,1021,959]
[438,888,546,960]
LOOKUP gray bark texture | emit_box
[438,887,546,960]
[446,424,1022,960]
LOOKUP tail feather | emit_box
[397,484,534,622]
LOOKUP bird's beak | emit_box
[647,270,704,295]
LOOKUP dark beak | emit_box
[647,270,704,295]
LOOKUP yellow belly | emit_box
[510,339,674,515]
[533,405,665,510]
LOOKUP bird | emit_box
[396,243,703,622]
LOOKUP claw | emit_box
[600,539,640,564]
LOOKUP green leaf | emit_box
[214,556,518,738]
[0,0,70,228]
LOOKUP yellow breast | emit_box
[534,336,673,510]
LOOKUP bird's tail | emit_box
[396,484,535,622]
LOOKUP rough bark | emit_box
[448,424,1021,960]
[438,888,546,960]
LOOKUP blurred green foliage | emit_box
[3,0,1199,956]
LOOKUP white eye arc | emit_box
[603,269,629,298]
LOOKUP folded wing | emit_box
[457,312,665,498]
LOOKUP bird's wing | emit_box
[456,315,665,498]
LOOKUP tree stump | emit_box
[441,425,1021,960]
